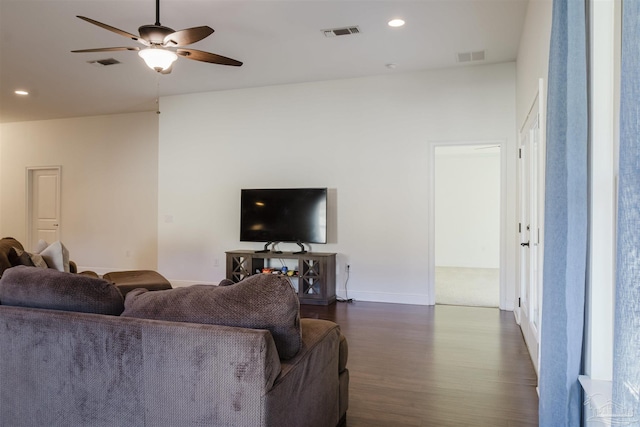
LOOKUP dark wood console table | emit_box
[225,250,336,305]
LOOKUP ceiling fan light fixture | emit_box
[138,47,177,72]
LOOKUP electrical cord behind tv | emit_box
[336,264,353,303]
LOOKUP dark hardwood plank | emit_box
[301,302,538,426]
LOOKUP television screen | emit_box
[240,188,327,244]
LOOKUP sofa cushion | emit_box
[122,274,301,359]
[0,265,124,315]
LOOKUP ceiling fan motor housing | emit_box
[139,24,174,45]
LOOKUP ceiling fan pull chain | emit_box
[156,74,161,114]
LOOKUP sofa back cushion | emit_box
[122,274,301,359]
[0,265,124,315]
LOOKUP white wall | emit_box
[435,146,501,268]
[0,112,159,273]
[158,63,517,304]
[516,0,552,128]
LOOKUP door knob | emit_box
[521,242,530,247]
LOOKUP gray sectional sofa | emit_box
[0,266,348,427]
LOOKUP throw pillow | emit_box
[0,237,24,278]
[29,252,49,269]
[33,239,49,254]
[37,241,70,273]
[122,274,301,359]
[8,247,35,267]
[0,265,124,315]
[7,246,47,269]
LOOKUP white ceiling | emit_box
[0,0,528,124]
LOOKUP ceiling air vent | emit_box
[323,26,361,37]
[456,50,486,63]
[87,58,121,67]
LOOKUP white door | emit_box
[27,167,61,250]
[517,89,543,374]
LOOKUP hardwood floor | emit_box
[300,302,539,427]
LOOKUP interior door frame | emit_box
[515,79,545,374]
[26,166,62,250]
[427,140,508,309]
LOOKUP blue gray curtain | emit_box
[613,0,640,421]
[538,0,588,424]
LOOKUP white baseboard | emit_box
[76,271,493,307]
[168,279,218,288]
[339,290,431,305]
[75,267,221,289]
[75,266,123,276]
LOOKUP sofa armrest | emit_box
[338,333,348,374]
[338,332,349,423]
[264,318,343,427]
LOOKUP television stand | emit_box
[226,250,336,305]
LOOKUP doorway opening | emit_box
[432,144,502,307]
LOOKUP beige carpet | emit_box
[435,266,499,307]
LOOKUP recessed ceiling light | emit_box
[14,90,29,96]
[388,19,405,28]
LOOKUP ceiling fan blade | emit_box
[76,16,149,46]
[176,48,242,66]
[163,26,214,47]
[71,47,140,53]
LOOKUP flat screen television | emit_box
[240,188,327,244]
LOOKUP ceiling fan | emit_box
[71,0,242,74]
